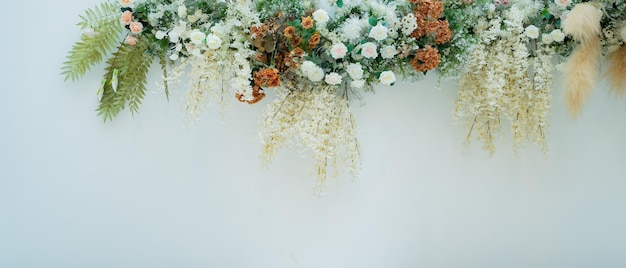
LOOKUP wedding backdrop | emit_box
[1,0,626,267]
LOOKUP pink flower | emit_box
[125,35,138,45]
[119,0,132,7]
[493,0,509,5]
[129,21,143,34]
[330,43,348,59]
[120,11,133,25]
[554,0,571,8]
[360,42,378,59]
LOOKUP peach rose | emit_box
[119,0,132,7]
[120,11,133,25]
[283,26,296,38]
[125,35,138,45]
[308,33,321,47]
[129,21,143,34]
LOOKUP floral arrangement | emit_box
[63,0,626,192]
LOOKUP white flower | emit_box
[341,17,365,41]
[524,25,540,39]
[169,53,179,61]
[346,63,363,80]
[368,23,388,41]
[541,33,553,44]
[300,61,317,74]
[155,30,166,40]
[312,9,330,24]
[550,29,565,42]
[554,0,571,8]
[360,42,378,59]
[308,67,325,82]
[379,71,396,85]
[178,5,187,18]
[168,31,180,43]
[330,43,348,59]
[205,34,222,49]
[325,72,342,85]
[351,79,365,88]
[189,30,206,45]
[381,45,397,59]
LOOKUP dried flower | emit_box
[301,16,314,29]
[410,45,440,72]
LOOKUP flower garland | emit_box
[63,0,626,191]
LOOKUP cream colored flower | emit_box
[330,43,348,59]
[155,30,166,40]
[524,25,539,39]
[360,42,378,59]
[325,72,342,85]
[368,23,388,41]
[312,9,329,24]
[351,79,365,88]
[550,29,565,42]
[129,21,143,34]
[381,45,397,59]
[205,34,222,49]
[541,33,553,44]
[346,63,363,80]
[554,0,571,8]
[189,30,206,45]
[379,71,396,85]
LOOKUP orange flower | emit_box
[236,86,266,104]
[262,68,279,81]
[301,16,314,29]
[308,33,321,47]
[283,26,296,38]
[129,21,143,34]
[291,35,302,46]
[266,77,281,87]
[120,11,133,25]
[408,0,420,3]
[435,20,453,44]
[425,20,440,34]
[410,13,428,38]
[290,47,304,57]
[415,0,444,19]
[410,45,440,72]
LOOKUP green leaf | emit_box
[61,2,122,81]
[368,17,378,26]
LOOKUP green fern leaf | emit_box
[97,40,154,122]
[61,2,122,81]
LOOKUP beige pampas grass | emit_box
[562,2,603,42]
[606,45,626,96]
[564,37,602,117]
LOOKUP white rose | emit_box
[308,67,325,82]
[541,33,553,44]
[550,29,565,42]
[300,61,317,74]
[325,72,342,85]
[205,34,222,49]
[330,43,348,59]
[379,71,396,85]
[360,42,378,59]
[381,45,397,59]
[524,25,540,39]
[169,53,179,61]
[189,30,206,45]
[346,63,364,80]
[155,30,167,40]
[312,9,329,24]
[351,79,365,88]
[554,0,571,8]
[368,23,388,41]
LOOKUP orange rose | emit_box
[301,16,314,29]
[308,33,321,47]
[290,47,304,57]
[283,26,296,38]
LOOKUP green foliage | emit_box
[61,2,122,81]
[97,40,154,122]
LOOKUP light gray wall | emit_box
[1,0,625,267]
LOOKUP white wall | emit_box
[1,1,626,267]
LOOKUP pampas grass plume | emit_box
[606,45,626,96]
[564,37,601,117]
[562,2,603,42]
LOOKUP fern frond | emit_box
[97,40,154,122]
[77,2,120,30]
[61,3,122,81]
